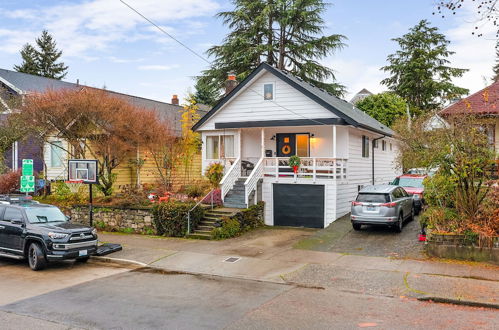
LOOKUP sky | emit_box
[0,0,497,103]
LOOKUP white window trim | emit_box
[263,82,275,101]
[50,141,64,168]
[205,134,235,161]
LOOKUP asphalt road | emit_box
[295,214,425,259]
[1,264,497,330]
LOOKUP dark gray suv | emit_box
[351,185,414,232]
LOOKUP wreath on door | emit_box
[281,144,291,155]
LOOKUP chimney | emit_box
[171,94,179,105]
[225,72,238,95]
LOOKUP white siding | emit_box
[336,128,401,219]
[44,138,70,181]
[198,71,337,131]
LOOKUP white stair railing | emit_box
[220,157,241,201]
[244,157,264,205]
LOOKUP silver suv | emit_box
[351,185,414,233]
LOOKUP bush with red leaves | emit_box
[0,170,21,194]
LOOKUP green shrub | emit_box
[185,184,205,198]
[152,201,204,237]
[211,201,264,239]
[212,217,241,240]
[423,173,456,208]
[421,206,459,233]
[233,201,265,231]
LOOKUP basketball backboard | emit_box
[68,159,98,184]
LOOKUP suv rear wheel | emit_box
[28,242,47,271]
[352,223,362,231]
[394,214,403,233]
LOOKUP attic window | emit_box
[264,83,274,100]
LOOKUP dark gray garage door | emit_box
[273,184,324,228]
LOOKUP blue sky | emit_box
[0,0,496,103]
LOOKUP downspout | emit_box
[372,136,385,185]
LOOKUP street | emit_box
[0,257,497,330]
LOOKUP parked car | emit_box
[0,195,97,271]
[391,174,426,214]
[351,185,414,232]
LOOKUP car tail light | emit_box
[380,202,397,208]
[352,201,363,206]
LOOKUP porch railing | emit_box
[263,157,348,181]
[244,157,264,205]
[220,157,241,201]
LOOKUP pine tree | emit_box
[493,42,499,83]
[193,78,220,107]
[200,0,347,97]
[382,20,468,112]
[13,30,68,79]
[13,44,39,75]
[35,30,68,79]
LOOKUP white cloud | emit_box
[138,64,179,71]
[0,0,220,58]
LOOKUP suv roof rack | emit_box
[0,194,37,205]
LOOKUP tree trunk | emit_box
[266,0,274,65]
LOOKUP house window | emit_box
[50,141,63,167]
[382,140,386,151]
[206,135,235,159]
[263,83,274,100]
[373,140,379,149]
[362,136,369,158]
[390,143,393,151]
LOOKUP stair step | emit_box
[198,225,214,231]
[194,229,212,235]
[187,233,211,240]
[203,216,221,220]
[224,204,246,209]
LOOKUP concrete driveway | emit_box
[294,214,425,259]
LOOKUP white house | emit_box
[193,63,401,229]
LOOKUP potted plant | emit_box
[289,155,301,174]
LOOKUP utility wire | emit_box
[119,0,329,126]
[119,0,211,65]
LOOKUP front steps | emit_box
[223,178,248,209]
[187,208,239,239]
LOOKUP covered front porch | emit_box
[202,124,349,208]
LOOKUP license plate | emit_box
[79,250,88,257]
[367,206,375,211]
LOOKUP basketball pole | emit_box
[89,184,93,227]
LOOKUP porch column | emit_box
[261,128,265,158]
[332,125,337,159]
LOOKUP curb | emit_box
[90,256,147,268]
[418,296,499,310]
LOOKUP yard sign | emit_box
[20,159,35,193]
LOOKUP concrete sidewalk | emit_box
[95,231,499,308]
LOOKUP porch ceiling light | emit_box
[270,135,276,140]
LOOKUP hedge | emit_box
[211,201,264,240]
[152,201,204,237]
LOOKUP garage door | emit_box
[273,184,324,228]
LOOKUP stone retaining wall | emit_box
[71,206,154,234]
[426,233,499,264]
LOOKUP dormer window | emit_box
[264,83,274,100]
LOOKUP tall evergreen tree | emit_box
[35,30,68,79]
[382,20,468,112]
[493,42,499,83]
[200,0,346,97]
[13,30,68,80]
[193,78,220,107]
[13,44,39,75]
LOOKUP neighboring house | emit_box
[440,80,499,156]
[349,88,373,104]
[0,68,208,189]
[193,63,401,228]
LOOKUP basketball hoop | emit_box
[65,180,84,194]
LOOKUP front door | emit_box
[276,133,296,157]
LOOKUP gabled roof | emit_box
[350,88,373,104]
[192,63,393,136]
[440,80,499,116]
[0,68,209,135]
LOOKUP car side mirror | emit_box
[11,219,24,226]
[65,215,71,222]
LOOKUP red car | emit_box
[391,174,426,214]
